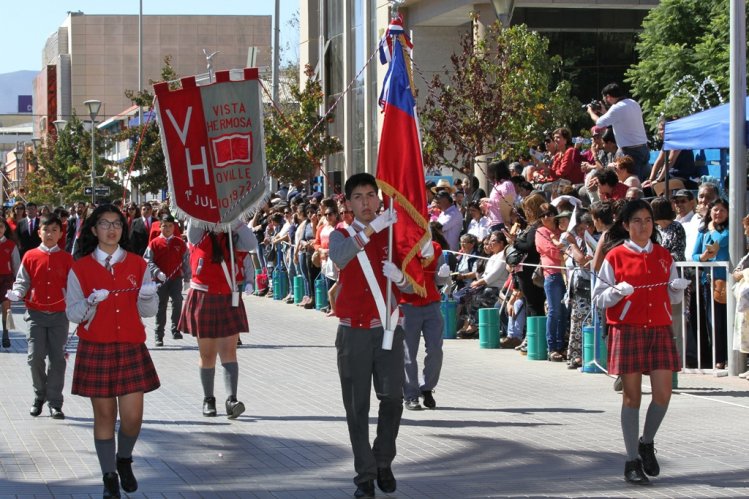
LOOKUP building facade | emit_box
[33,12,272,138]
[299,0,657,183]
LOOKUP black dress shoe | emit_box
[102,471,121,498]
[203,397,217,417]
[376,466,396,493]
[421,390,436,409]
[638,439,660,476]
[154,338,164,347]
[354,480,375,498]
[116,456,138,493]
[624,458,650,485]
[226,396,245,419]
[49,406,65,420]
[30,398,44,417]
[172,331,183,339]
[1,331,9,348]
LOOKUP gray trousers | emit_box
[336,324,404,485]
[401,302,444,400]
[26,310,68,407]
[155,277,183,337]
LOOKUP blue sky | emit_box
[0,0,299,74]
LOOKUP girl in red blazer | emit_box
[592,199,688,486]
[66,204,159,498]
[0,218,20,348]
[177,219,257,419]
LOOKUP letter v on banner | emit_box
[375,19,430,298]
[154,68,269,228]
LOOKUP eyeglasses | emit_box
[97,220,124,230]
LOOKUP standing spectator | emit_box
[66,201,87,254]
[16,202,41,257]
[0,218,20,347]
[7,214,72,419]
[401,230,451,411]
[328,173,404,498]
[466,201,492,241]
[177,219,258,418]
[592,199,686,485]
[435,191,462,251]
[481,159,517,232]
[587,83,650,180]
[642,118,700,190]
[535,203,568,361]
[143,214,190,347]
[129,203,156,256]
[66,204,160,497]
[691,198,730,369]
[7,201,26,234]
[652,197,686,262]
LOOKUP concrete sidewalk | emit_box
[1,294,748,498]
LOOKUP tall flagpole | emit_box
[382,201,395,349]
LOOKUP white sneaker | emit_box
[739,371,749,379]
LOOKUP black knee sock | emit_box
[200,367,215,398]
[116,427,139,460]
[222,362,239,399]
[94,438,116,474]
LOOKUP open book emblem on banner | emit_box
[212,133,253,168]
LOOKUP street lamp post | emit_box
[84,100,102,205]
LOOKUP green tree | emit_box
[625,0,745,126]
[264,64,342,184]
[420,18,581,173]
[115,56,180,196]
[28,114,120,205]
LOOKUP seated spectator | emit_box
[643,118,700,190]
[480,159,517,232]
[588,168,628,202]
[614,156,641,188]
[466,201,492,241]
[546,127,584,185]
[625,187,644,201]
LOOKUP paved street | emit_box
[1,294,749,498]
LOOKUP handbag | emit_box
[532,266,544,287]
[311,249,322,268]
[713,279,727,304]
[505,244,526,266]
[321,256,339,280]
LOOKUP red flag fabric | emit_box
[153,68,270,228]
[376,35,430,297]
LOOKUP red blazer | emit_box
[148,235,187,279]
[20,248,72,312]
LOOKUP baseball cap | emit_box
[590,126,606,136]
[672,189,694,200]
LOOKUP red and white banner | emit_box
[154,68,269,227]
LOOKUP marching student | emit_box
[0,218,20,348]
[177,218,258,419]
[6,214,72,419]
[66,204,160,498]
[592,199,688,485]
[329,173,409,499]
[143,214,190,347]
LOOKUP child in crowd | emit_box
[7,214,72,419]
[0,218,20,347]
[66,204,160,498]
[144,214,190,347]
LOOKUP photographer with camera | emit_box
[587,83,650,181]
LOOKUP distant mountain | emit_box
[0,71,37,114]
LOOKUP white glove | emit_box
[369,210,398,233]
[669,278,690,291]
[421,240,434,259]
[87,289,110,305]
[5,290,20,302]
[138,283,159,298]
[156,271,167,282]
[437,263,451,278]
[183,280,191,292]
[614,282,634,297]
[382,261,406,286]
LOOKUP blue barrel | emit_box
[315,275,329,310]
[526,316,547,360]
[478,308,500,348]
[293,275,305,304]
[582,325,607,373]
[441,298,458,339]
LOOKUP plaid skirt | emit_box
[72,340,160,398]
[177,289,248,338]
[607,324,681,375]
[0,274,13,302]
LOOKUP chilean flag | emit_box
[376,34,430,297]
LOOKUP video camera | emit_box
[583,99,604,113]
